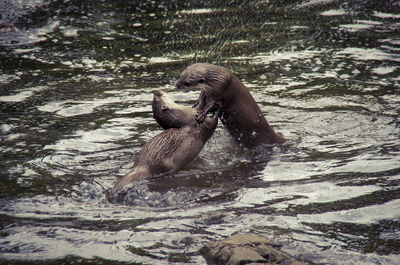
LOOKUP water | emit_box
[1,0,399,264]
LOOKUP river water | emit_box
[1,0,399,264]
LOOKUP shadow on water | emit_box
[1,0,400,264]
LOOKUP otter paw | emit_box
[213,101,223,113]
[196,112,207,124]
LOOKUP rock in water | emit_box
[200,233,306,265]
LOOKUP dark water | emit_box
[1,0,400,264]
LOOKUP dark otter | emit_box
[152,90,197,129]
[176,63,286,148]
[107,91,220,200]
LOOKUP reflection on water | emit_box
[1,0,400,264]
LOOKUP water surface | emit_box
[1,0,400,264]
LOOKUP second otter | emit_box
[107,90,220,200]
[176,63,286,148]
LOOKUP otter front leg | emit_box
[196,99,218,123]
[194,91,217,123]
[196,100,223,124]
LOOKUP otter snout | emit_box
[176,79,192,92]
[153,90,166,97]
[176,80,186,91]
[154,90,162,96]
[152,90,163,108]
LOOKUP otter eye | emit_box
[198,78,205,84]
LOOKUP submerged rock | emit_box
[200,233,306,265]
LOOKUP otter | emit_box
[107,90,220,200]
[176,63,286,148]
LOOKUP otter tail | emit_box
[106,166,150,201]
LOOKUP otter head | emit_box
[152,90,174,111]
[176,63,232,94]
[152,90,197,129]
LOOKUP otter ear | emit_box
[199,78,205,84]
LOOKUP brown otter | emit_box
[176,63,286,148]
[107,91,220,200]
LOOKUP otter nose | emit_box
[176,81,181,89]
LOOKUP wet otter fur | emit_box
[176,63,286,148]
[107,90,220,200]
